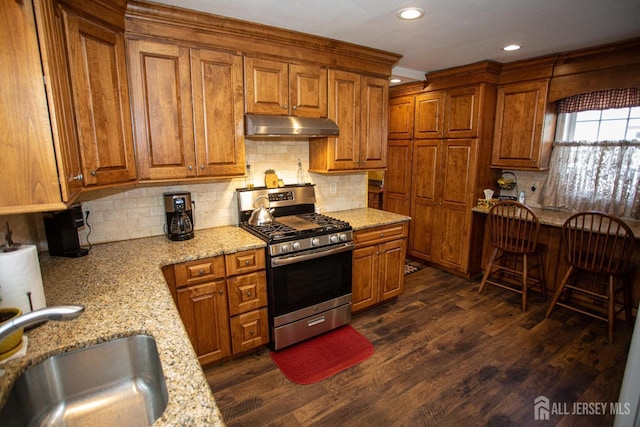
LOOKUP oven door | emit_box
[268,242,353,324]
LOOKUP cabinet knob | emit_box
[246,291,252,297]
[200,164,205,170]
[72,173,83,181]
[90,170,96,176]
[292,105,297,110]
[532,159,537,164]
[250,329,255,335]
[245,260,251,265]
[199,269,204,276]
[188,165,193,170]
[380,233,384,237]
[219,289,223,295]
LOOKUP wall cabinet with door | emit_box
[385,62,500,276]
[352,222,408,312]
[128,38,246,181]
[309,70,389,172]
[244,57,327,117]
[163,248,268,365]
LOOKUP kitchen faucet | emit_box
[0,305,85,343]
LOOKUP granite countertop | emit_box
[0,209,409,425]
[327,207,411,230]
[472,205,640,238]
[0,225,265,427]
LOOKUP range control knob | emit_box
[292,242,301,250]
[280,244,290,253]
[339,233,349,241]
[311,238,320,247]
[330,235,339,243]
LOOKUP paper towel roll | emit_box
[0,245,46,313]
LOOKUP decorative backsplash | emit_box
[0,139,369,250]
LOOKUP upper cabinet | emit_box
[491,79,556,170]
[61,7,137,186]
[414,86,480,139]
[244,57,327,117]
[309,71,388,172]
[127,39,245,181]
[388,96,415,140]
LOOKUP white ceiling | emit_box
[150,0,640,84]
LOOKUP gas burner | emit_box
[295,213,350,231]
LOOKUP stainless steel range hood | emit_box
[245,114,339,138]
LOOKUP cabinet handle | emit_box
[245,260,251,265]
[90,170,96,176]
[532,159,537,164]
[199,269,204,276]
[283,104,288,109]
[246,291,252,297]
[200,164,205,170]
[188,165,193,171]
[250,329,255,335]
[219,289,223,295]
[72,174,83,181]
[380,233,384,237]
[292,105,297,110]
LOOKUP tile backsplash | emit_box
[0,139,369,250]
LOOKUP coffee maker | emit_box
[43,204,89,257]
[164,192,194,241]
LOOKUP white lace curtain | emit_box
[541,88,640,219]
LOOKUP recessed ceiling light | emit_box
[396,7,425,20]
[503,44,521,51]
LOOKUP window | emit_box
[541,89,640,219]
[556,107,640,142]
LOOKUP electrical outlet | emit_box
[531,181,539,193]
[330,182,337,195]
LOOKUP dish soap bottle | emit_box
[245,164,254,189]
[297,159,305,185]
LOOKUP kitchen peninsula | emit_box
[0,208,408,425]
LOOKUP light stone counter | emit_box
[472,205,640,238]
[0,225,265,426]
[326,207,411,230]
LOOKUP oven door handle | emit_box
[271,242,354,267]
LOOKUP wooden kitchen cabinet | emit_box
[383,139,412,216]
[0,0,84,214]
[388,96,415,140]
[414,86,480,139]
[352,223,408,312]
[128,38,245,181]
[309,70,388,172]
[225,250,269,354]
[176,280,232,365]
[244,57,327,117]
[61,7,137,186]
[491,80,556,170]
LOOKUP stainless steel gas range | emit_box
[237,184,353,350]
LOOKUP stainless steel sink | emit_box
[0,334,168,426]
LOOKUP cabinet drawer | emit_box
[225,249,266,276]
[354,222,408,247]
[174,256,225,287]
[227,271,268,316]
[230,308,269,354]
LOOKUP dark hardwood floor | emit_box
[205,266,633,427]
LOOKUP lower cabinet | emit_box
[164,249,268,365]
[352,222,408,312]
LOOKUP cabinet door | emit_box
[436,139,477,272]
[322,69,361,170]
[0,0,63,213]
[379,239,406,301]
[244,57,288,115]
[360,75,388,169]
[389,96,415,140]
[62,9,136,186]
[409,139,439,261]
[34,0,83,202]
[128,39,195,180]
[230,308,269,354]
[384,139,412,216]
[191,48,245,176]
[414,92,443,139]
[444,86,480,138]
[352,245,379,312]
[289,64,327,117]
[177,280,231,365]
[492,80,551,169]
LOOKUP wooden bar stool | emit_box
[478,201,546,311]
[545,211,635,343]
